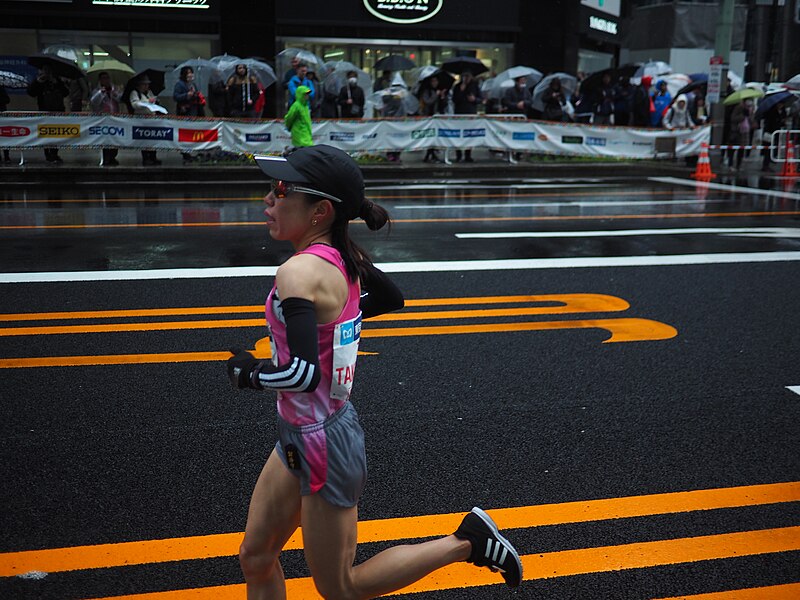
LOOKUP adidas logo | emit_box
[484,538,508,572]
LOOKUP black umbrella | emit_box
[580,63,639,93]
[374,55,416,71]
[755,90,797,120]
[27,54,84,80]
[440,56,488,76]
[674,80,707,99]
[123,68,165,99]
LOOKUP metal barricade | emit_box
[770,130,800,162]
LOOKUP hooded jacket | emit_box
[284,85,313,148]
[662,94,695,129]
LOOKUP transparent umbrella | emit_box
[532,72,577,112]
[367,77,419,116]
[410,66,455,94]
[322,61,372,97]
[220,58,277,89]
[0,70,30,89]
[162,58,223,98]
[634,61,672,79]
[276,48,325,78]
[488,65,543,99]
[786,74,800,90]
[42,44,84,66]
[660,73,691,99]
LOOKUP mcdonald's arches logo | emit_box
[178,128,219,143]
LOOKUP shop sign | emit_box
[38,125,80,138]
[178,128,218,143]
[92,0,210,9]
[363,0,444,25]
[0,126,31,137]
[589,15,617,35]
[132,126,173,140]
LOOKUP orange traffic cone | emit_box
[780,137,798,178]
[691,142,716,180]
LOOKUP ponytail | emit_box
[331,199,391,284]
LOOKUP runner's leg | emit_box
[302,493,470,599]
[239,448,302,600]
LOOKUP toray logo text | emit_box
[38,125,80,138]
[132,126,173,141]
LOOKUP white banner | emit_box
[0,113,710,159]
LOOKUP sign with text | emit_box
[363,0,443,24]
[707,56,724,104]
[92,0,209,8]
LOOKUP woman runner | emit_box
[227,144,522,599]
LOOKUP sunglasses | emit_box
[270,180,343,204]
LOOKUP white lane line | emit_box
[456,227,800,239]
[649,177,800,201]
[367,181,610,190]
[395,199,729,210]
[2,252,800,283]
[787,386,800,396]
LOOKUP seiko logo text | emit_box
[38,125,80,138]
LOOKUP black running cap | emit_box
[255,145,365,220]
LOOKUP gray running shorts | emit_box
[275,402,367,508]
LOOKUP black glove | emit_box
[227,347,260,389]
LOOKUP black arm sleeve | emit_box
[359,263,404,319]
[251,297,321,392]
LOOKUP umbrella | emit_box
[220,58,277,88]
[440,56,488,76]
[688,72,709,83]
[322,61,372,97]
[374,55,416,72]
[488,65,543,98]
[27,54,84,80]
[532,72,577,112]
[660,73,691,99]
[162,58,223,98]
[86,60,135,87]
[367,84,419,117]
[674,79,707,98]
[786,74,800,90]
[410,66,455,93]
[123,69,166,107]
[0,70,30,89]
[276,48,325,76]
[722,87,764,106]
[634,61,672,79]
[581,64,639,92]
[42,44,84,65]
[755,90,797,120]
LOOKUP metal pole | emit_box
[710,0,735,169]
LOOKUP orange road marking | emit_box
[79,526,800,599]
[653,583,800,599]
[0,294,628,323]
[1,211,799,230]
[0,319,675,368]
[2,481,797,578]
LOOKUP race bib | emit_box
[331,313,361,401]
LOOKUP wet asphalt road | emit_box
[1,172,799,599]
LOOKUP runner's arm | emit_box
[360,263,404,319]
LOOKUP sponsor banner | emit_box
[0,113,710,158]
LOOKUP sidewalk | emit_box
[0,146,744,186]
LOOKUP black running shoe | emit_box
[453,507,522,588]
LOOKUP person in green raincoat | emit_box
[284,85,313,148]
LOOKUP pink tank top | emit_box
[265,244,362,426]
